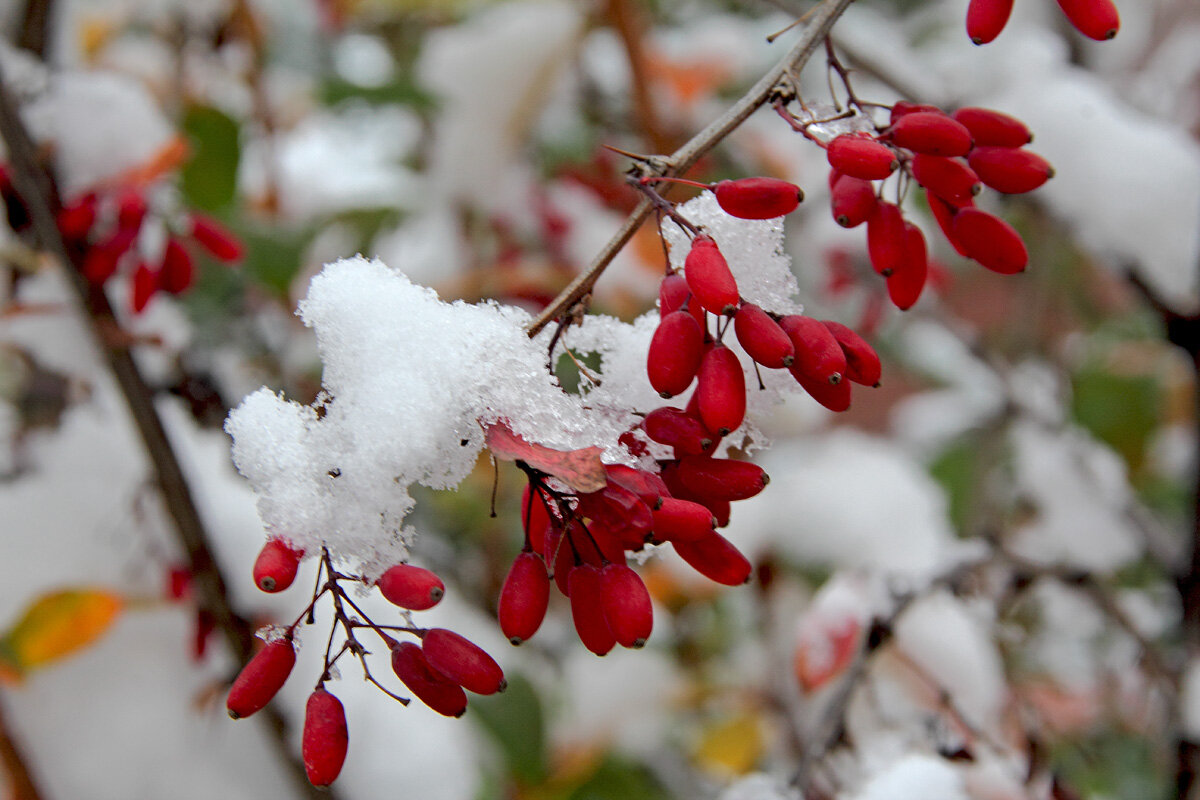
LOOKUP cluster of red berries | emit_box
[967,0,1119,44]
[229,541,505,786]
[493,177,883,657]
[53,187,243,313]
[823,103,1051,308]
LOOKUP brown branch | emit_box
[0,693,43,800]
[14,0,54,59]
[525,0,857,338]
[0,63,330,800]
[604,0,675,155]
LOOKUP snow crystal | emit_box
[849,753,968,800]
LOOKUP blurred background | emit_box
[1,0,1199,798]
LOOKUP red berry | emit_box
[890,102,942,124]
[1055,0,1119,40]
[377,564,445,610]
[696,345,746,436]
[910,155,981,207]
[827,134,898,181]
[926,191,970,257]
[734,303,795,368]
[778,315,847,385]
[966,0,1013,44]
[684,235,739,316]
[600,563,653,648]
[952,208,1028,274]
[866,202,906,276]
[951,107,1032,147]
[967,147,1054,194]
[791,366,852,411]
[390,641,468,717]
[886,223,929,311]
[673,531,752,586]
[569,565,616,656]
[303,688,349,787]
[886,112,973,157]
[671,456,769,502]
[713,177,803,220]
[190,214,244,263]
[159,237,195,295]
[647,310,705,398]
[820,321,881,387]
[129,261,159,314]
[643,407,715,456]
[829,174,878,228]
[56,195,97,241]
[422,628,506,695]
[498,552,550,645]
[651,496,716,543]
[117,190,148,232]
[658,272,705,326]
[605,464,672,506]
[253,538,304,593]
[226,637,296,719]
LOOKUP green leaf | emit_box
[469,672,547,784]
[180,105,241,212]
[928,435,982,535]
[1071,367,1159,473]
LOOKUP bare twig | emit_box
[0,693,43,800]
[0,62,331,800]
[526,0,856,338]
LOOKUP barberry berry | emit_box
[303,688,349,787]
[226,637,296,719]
[498,552,550,645]
[967,147,1054,194]
[684,235,739,316]
[377,563,445,611]
[421,628,506,695]
[599,563,653,648]
[827,134,898,181]
[390,641,468,717]
[568,564,616,656]
[713,177,804,220]
[695,345,746,436]
[253,538,304,593]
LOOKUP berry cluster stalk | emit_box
[526,0,856,338]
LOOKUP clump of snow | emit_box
[1007,420,1141,573]
[731,430,965,580]
[1181,657,1200,740]
[894,591,1006,730]
[848,753,968,800]
[227,257,643,571]
[239,104,422,221]
[719,773,798,800]
[416,0,584,212]
[23,70,174,196]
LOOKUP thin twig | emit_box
[0,693,43,800]
[525,0,857,338]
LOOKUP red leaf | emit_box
[484,419,607,494]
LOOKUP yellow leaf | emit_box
[693,713,763,777]
[1,589,123,675]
